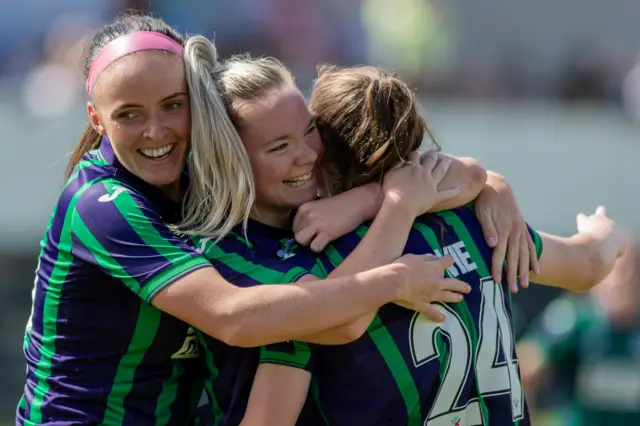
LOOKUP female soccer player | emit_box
[17,15,470,425]
[185,51,542,424]
[235,65,626,426]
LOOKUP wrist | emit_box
[357,263,407,304]
[362,182,384,220]
[381,192,419,222]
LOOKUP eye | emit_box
[117,111,139,121]
[164,101,183,111]
[268,142,289,153]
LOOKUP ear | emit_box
[87,102,106,136]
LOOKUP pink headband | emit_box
[87,31,184,96]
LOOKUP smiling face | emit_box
[236,85,323,227]
[87,50,190,199]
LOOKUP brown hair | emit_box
[309,65,439,195]
[65,14,184,179]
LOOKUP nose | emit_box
[294,139,319,167]
[143,113,168,141]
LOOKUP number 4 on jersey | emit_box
[409,278,524,426]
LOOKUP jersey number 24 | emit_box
[409,277,524,426]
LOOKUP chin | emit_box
[145,172,182,190]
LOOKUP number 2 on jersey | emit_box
[409,277,524,426]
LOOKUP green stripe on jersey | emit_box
[260,341,312,369]
[71,215,164,426]
[99,304,162,426]
[436,211,498,425]
[103,181,210,301]
[197,331,224,426]
[28,178,101,424]
[155,360,183,426]
[198,239,308,284]
[321,239,423,426]
[411,221,480,412]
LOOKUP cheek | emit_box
[307,132,323,156]
[252,156,288,190]
[169,109,191,139]
[104,123,138,152]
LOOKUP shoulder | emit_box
[71,177,159,227]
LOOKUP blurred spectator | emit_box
[517,238,640,426]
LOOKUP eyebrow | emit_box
[267,117,316,144]
[116,91,188,109]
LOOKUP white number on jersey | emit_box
[409,277,523,426]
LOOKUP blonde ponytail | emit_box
[177,35,255,241]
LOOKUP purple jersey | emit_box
[262,207,543,426]
[17,138,210,425]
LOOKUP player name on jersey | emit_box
[433,241,478,277]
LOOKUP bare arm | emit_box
[531,232,620,292]
[151,264,402,348]
[240,364,310,426]
[298,196,468,345]
[531,207,624,292]
[293,154,486,252]
[425,154,487,212]
[296,154,470,344]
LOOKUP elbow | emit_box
[460,157,488,187]
[341,324,367,344]
[205,297,258,348]
[458,157,487,201]
[332,321,369,345]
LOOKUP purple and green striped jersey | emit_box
[17,137,211,426]
[261,206,543,426]
[192,219,326,426]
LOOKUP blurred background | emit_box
[2,0,640,424]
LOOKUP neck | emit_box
[249,205,292,229]
[160,180,182,202]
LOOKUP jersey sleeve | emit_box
[70,179,211,302]
[195,234,310,286]
[526,224,544,261]
[259,341,317,372]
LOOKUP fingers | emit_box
[596,205,606,216]
[294,225,317,246]
[435,290,465,304]
[436,186,462,203]
[477,210,499,248]
[292,204,311,234]
[440,278,472,294]
[430,254,455,270]
[518,234,530,289]
[421,303,445,323]
[430,155,452,184]
[309,234,330,253]
[420,151,438,172]
[506,233,520,293]
[491,236,507,284]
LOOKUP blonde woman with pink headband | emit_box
[17,14,487,425]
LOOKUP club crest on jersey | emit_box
[171,327,200,359]
[277,238,297,260]
[98,185,129,203]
